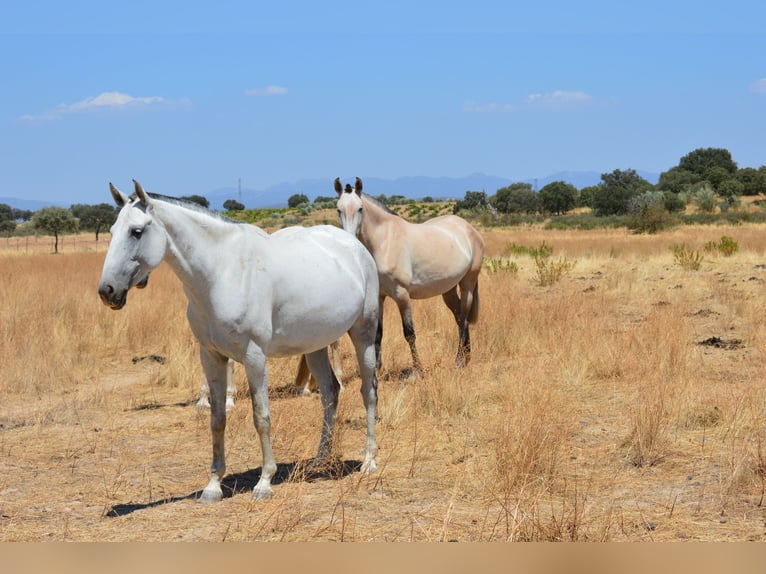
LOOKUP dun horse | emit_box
[98,181,380,502]
[335,177,484,376]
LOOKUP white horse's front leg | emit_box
[357,343,379,473]
[199,349,230,503]
[244,346,276,500]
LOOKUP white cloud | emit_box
[524,90,592,106]
[20,91,178,121]
[464,89,592,113]
[63,91,164,111]
[750,78,766,94]
[245,85,288,96]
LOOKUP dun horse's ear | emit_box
[133,180,150,206]
[334,177,343,196]
[109,183,130,207]
[354,177,363,196]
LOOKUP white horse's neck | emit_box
[152,200,257,300]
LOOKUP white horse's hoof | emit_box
[361,459,378,474]
[199,488,222,504]
[252,485,273,501]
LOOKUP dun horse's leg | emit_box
[305,349,341,462]
[458,281,478,365]
[294,341,344,396]
[442,287,470,366]
[199,349,230,503]
[196,358,236,411]
[243,346,277,500]
[225,359,236,410]
[294,354,313,395]
[396,293,423,376]
[329,340,344,387]
[375,296,386,370]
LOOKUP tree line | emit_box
[453,148,766,222]
[3,147,765,252]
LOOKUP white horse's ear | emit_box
[109,183,130,207]
[133,180,150,206]
[334,177,343,196]
[355,177,363,196]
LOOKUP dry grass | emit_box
[3,224,766,541]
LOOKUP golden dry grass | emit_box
[3,224,766,541]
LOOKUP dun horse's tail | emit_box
[468,282,479,324]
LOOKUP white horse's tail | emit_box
[468,282,479,324]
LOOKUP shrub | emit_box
[482,257,519,275]
[671,243,704,270]
[704,235,739,256]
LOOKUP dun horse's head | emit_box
[335,177,364,237]
[97,181,163,310]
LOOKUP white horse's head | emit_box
[98,180,166,310]
[335,177,364,237]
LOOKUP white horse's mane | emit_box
[135,192,247,225]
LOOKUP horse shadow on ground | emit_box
[104,458,362,518]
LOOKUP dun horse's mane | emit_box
[361,193,398,217]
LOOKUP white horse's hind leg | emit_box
[196,359,236,411]
[305,349,341,462]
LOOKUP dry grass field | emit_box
[3,222,766,541]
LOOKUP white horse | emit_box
[98,180,380,502]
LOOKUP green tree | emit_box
[0,203,15,235]
[32,206,76,253]
[591,169,653,216]
[678,148,737,184]
[577,185,598,208]
[717,178,744,205]
[70,203,117,241]
[657,166,697,194]
[223,199,245,211]
[490,182,538,214]
[287,193,309,208]
[662,191,687,213]
[313,195,336,204]
[736,167,766,196]
[538,181,577,215]
[453,191,489,214]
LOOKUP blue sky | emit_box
[1,1,764,206]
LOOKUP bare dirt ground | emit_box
[3,225,766,541]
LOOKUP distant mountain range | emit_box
[1,171,660,211]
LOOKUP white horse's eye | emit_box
[130,228,143,239]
